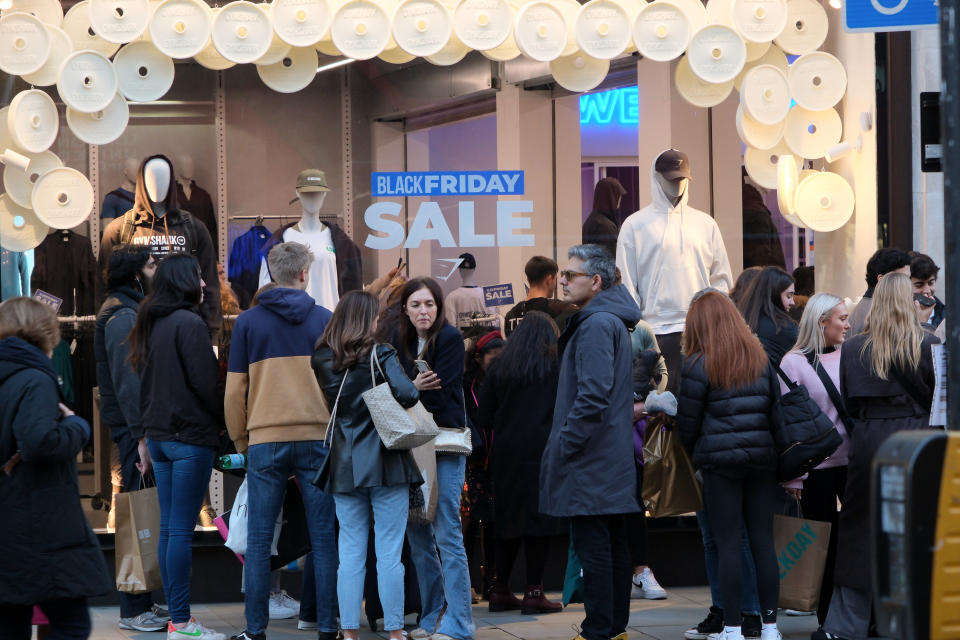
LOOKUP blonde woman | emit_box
[817,274,939,640]
[777,294,851,628]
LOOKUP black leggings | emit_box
[0,598,91,640]
[495,536,552,586]
[703,470,780,626]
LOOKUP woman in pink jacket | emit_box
[777,293,852,630]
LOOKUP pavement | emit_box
[83,587,819,640]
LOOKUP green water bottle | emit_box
[218,453,246,470]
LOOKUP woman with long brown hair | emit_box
[311,290,422,640]
[677,290,782,640]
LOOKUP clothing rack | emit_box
[57,315,97,324]
[229,214,342,221]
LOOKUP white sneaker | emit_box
[716,629,744,640]
[269,590,300,620]
[298,619,318,630]
[119,610,168,631]
[759,627,782,640]
[167,619,227,640]
[632,567,667,600]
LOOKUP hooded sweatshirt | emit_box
[616,154,733,335]
[582,176,627,257]
[100,154,221,336]
[225,287,333,452]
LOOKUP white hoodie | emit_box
[615,155,733,335]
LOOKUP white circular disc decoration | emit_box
[3,150,62,209]
[9,0,65,27]
[89,0,151,44]
[784,106,842,159]
[550,51,610,92]
[794,171,854,232]
[0,12,51,76]
[393,0,453,58]
[31,167,95,229]
[480,33,521,61]
[776,152,799,217]
[745,39,770,61]
[114,41,175,102]
[705,0,734,26]
[8,90,59,154]
[736,104,784,149]
[315,34,340,55]
[0,195,49,253]
[731,0,788,43]
[149,0,212,59]
[195,39,236,68]
[733,40,786,90]
[63,1,122,57]
[775,0,827,55]
[378,43,415,62]
[744,140,799,189]
[686,24,746,83]
[633,1,692,63]
[255,33,294,64]
[21,25,73,87]
[453,0,512,51]
[740,64,790,125]
[514,1,568,62]
[575,0,633,60]
[57,50,119,114]
[789,51,847,111]
[425,30,470,65]
[66,93,130,144]
[271,0,331,47]
[212,1,274,64]
[0,108,20,154]
[675,55,734,108]
[668,0,709,32]
[257,46,318,93]
[331,0,392,60]
[556,0,581,55]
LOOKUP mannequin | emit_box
[615,149,732,391]
[175,154,218,252]
[582,177,627,257]
[144,157,171,217]
[443,252,493,331]
[100,156,140,227]
[258,168,363,310]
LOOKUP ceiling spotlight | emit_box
[0,0,13,9]
[829,0,842,9]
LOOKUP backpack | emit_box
[119,209,199,258]
[771,363,844,482]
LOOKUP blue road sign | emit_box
[843,0,938,32]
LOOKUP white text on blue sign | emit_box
[372,171,525,197]
[364,201,535,250]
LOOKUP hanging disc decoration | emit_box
[794,171,854,232]
[745,39,770,61]
[788,51,847,111]
[2,150,63,209]
[736,104,784,149]
[9,0,65,28]
[776,153,799,217]
[257,45,318,93]
[88,0,152,44]
[783,106,842,159]
[453,0,512,51]
[212,1,275,64]
[733,39,787,90]
[550,51,610,92]
[744,140,798,189]
[31,167,96,229]
[149,0,212,59]
[425,30,470,65]
[0,195,50,252]
[633,0,693,63]
[21,25,73,87]
[331,0,393,60]
[730,0,788,43]
[515,1,568,62]
[393,0,454,58]
[114,41,175,102]
[56,50,119,114]
[740,64,790,125]
[8,89,60,154]
[66,93,130,145]
[774,0,827,55]
[686,24,746,83]
[674,55,734,108]
[271,0,332,47]
[63,1,123,57]
[575,0,634,60]
[0,12,51,76]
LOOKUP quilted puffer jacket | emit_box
[676,354,780,476]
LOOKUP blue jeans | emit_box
[334,484,410,631]
[407,455,475,640]
[148,439,215,624]
[245,441,338,634]
[696,510,761,615]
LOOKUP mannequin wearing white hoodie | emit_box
[616,149,733,391]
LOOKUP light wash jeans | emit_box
[407,455,476,640]
[334,484,410,632]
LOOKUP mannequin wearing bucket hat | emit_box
[258,169,362,311]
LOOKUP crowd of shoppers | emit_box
[0,228,946,640]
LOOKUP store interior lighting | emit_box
[825,137,863,162]
[829,0,842,9]
[316,59,355,75]
[0,0,12,9]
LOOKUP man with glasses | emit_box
[539,244,643,640]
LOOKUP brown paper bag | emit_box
[408,441,438,525]
[774,514,832,611]
[115,486,162,593]
[642,416,703,517]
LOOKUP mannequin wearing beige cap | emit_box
[258,169,362,310]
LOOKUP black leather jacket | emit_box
[311,343,423,493]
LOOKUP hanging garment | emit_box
[177,180,218,253]
[100,187,135,223]
[31,231,98,315]
[1,249,32,300]
[228,224,272,309]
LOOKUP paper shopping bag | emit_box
[115,487,162,593]
[408,441,438,525]
[642,415,703,517]
[774,513,832,611]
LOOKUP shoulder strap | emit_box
[119,210,138,245]
[804,351,853,429]
[369,345,387,386]
[772,362,799,390]
[324,371,350,448]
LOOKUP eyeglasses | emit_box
[560,270,589,280]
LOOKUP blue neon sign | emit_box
[579,86,639,126]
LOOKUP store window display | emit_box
[100,154,222,336]
[616,149,733,392]
[1,249,32,300]
[443,253,495,333]
[100,157,140,228]
[259,169,362,310]
[582,177,627,259]
[176,155,219,254]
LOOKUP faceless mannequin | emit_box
[655,172,688,207]
[177,155,195,200]
[296,190,328,233]
[459,267,477,287]
[144,157,171,217]
[121,157,139,191]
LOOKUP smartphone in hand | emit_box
[414,359,431,374]
[914,293,936,308]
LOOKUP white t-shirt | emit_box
[444,286,490,329]
[260,225,340,310]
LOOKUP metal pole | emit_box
[941,1,960,429]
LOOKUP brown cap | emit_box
[654,149,692,182]
[296,169,331,192]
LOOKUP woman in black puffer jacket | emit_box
[677,290,782,640]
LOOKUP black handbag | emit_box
[771,364,844,482]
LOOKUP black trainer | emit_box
[230,632,266,640]
[684,606,724,639]
[742,614,762,639]
[811,629,850,640]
